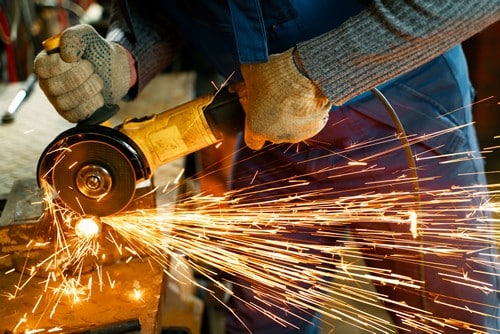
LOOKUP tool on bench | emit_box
[2,73,38,124]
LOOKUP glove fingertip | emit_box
[60,30,84,63]
[244,131,266,151]
[60,94,105,123]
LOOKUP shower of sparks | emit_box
[4,125,500,333]
[103,184,499,332]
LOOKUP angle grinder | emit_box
[37,36,244,217]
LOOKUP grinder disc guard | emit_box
[37,125,150,216]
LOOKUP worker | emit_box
[34,1,500,333]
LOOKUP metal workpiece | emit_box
[0,179,44,227]
[0,179,165,333]
[0,179,157,271]
[0,179,51,270]
[66,319,141,333]
[0,258,165,333]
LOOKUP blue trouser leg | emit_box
[225,46,500,334]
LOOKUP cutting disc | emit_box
[37,125,150,216]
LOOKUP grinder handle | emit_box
[42,34,120,126]
[203,86,245,138]
[117,86,244,172]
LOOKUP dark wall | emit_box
[463,21,500,181]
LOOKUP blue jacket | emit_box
[158,0,366,81]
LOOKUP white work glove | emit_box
[238,47,332,150]
[34,24,131,123]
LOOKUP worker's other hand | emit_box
[34,24,131,123]
[239,48,332,150]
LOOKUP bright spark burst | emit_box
[4,126,499,333]
[74,216,101,239]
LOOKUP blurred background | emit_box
[0,2,497,333]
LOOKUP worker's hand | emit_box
[238,48,332,150]
[34,24,131,123]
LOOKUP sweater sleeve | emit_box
[106,0,181,99]
[297,0,500,106]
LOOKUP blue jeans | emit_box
[226,46,500,333]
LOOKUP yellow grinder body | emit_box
[37,87,243,216]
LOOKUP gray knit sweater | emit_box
[107,1,500,105]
